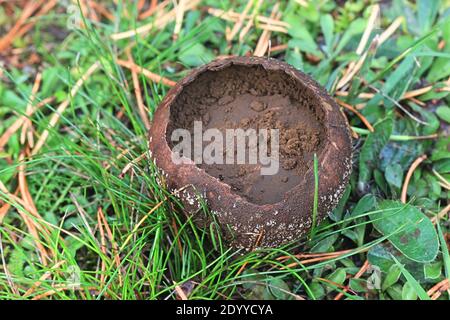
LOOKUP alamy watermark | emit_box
[171,121,280,175]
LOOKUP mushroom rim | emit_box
[150,56,352,210]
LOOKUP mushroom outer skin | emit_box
[149,56,352,250]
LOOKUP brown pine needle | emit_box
[270,44,288,52]
[140,0,166,20]
[88,0,114,21]
[427,278,449,299]
[0,1,44,51]
[0,180,49,266]
[236,229,265,277]
[116,59,176,87]
[401,154,427,204]
[334,260,370,300]
[21,72,42,149]
[276,249,354,262]
[126,51,151,130]
[431,204,450,224]
[32,62,100,156]
[15,0,58,41]
[0,97,55,150]
[118,152,148,178]
[171,217,184,257]
[336,99,374,132]
[97,210,107,287]
[0,97,54,151]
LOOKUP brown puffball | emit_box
[149,57,352,250]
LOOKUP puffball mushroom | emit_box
[149,56,352,249]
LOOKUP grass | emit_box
[0,0,449,300]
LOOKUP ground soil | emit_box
[168,65,325,204]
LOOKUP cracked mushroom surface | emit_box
[149,56,352,249]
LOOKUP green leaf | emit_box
[436,222,450,282]
[382,264,402,291]
[267,277,291,300]
[436,106,450,123]
[352,194,377,217]
[320,14,334,53]
[424,262,442,280]
[417,0,440,32]
[358,118,393,190]
[372,200,439,263]
[384,163,404,189]
[401,282,418,300]
[179,43,214,67]
[392,255,430,300]
[327,268,346,285]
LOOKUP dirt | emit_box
[168,65,325,205]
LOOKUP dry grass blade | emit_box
[111,0,200,40]
[208,7,288,33]
[116,59,176,87]
[23,260,66,297]
[254,4,280,57]
[336,4,379,89]
[239,0,263,43]
[32,62,100,156]
[173,0,187,39]
[174,282,188,300]
[226,0,253,42]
